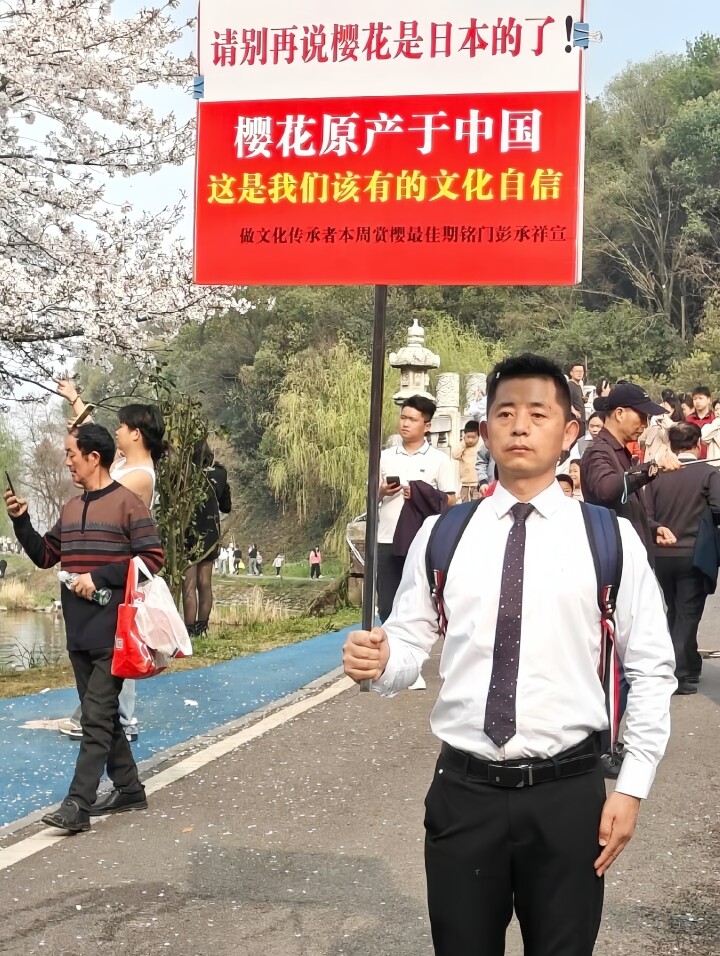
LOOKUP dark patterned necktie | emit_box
[484,502,534,747]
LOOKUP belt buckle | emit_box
[488,763,533,788]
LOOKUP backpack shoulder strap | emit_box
[580,502,623,615]
[579,501,624,752]
[426,499,484,637]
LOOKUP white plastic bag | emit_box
[131,557,193,659]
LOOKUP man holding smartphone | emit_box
[3,424,164,833]
[378,396,456,624]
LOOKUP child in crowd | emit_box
[557,474,574,498]
[568,460,584,500]
[453,421,482,503]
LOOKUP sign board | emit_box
[194,1,587,286]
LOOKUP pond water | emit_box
[0,611,67,671]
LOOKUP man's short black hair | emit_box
[463,420,480,434]
[668,422,702,453]
[401,395,436,423]
[588,411,605,425]
[486,354,572,421]
[568,362,584,372]
[692,386,711,399]
[72,423,116,469]
[557,474,574,491]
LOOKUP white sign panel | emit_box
[198,1,587,102]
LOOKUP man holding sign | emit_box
[344,355,676,956]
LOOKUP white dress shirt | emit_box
[378,440,457,544]
[374,480,677,799]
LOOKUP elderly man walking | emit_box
[4,424,164,833]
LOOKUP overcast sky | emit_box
[111,1,720,234]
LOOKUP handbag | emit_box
[112,559,169,680]
[131,557,193,658]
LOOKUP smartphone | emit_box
[4,471,14,496]
[68,403,95,430]
[386,475,401,487]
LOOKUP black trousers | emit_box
[425,749,606,956]
[655,555,706,681]
[68,648,144,811]
[376,544,406,623]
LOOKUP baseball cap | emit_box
[606,383,665,417]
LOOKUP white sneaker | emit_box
[409,675,426,691]
[57,717,82,739]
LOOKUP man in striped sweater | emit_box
[3,424,164,833]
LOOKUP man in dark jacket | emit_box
[647,422,720,695]
[581,383,682,562]
[582,384,684,777]
[392,480,449,557]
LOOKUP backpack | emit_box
[425,498,624,751]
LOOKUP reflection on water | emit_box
[0,611,67,670]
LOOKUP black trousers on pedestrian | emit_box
[425,748,606,956]
[655,555,707,681]
[67,648,144,811]
[376,544,406,623]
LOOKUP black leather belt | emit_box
[440,735,600,789]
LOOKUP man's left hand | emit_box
[3,490,28,519]
[72,573,97,601]
[656,527,677,547]
[595,792,641,877]
[658,452,683,472]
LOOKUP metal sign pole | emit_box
[359,284,388,692]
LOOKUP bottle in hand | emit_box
[57,571,112,606]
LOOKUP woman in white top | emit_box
[57,381,166,506]
[110,404,166,506]
[56,381,166,741]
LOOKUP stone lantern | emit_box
[389,318,440,406]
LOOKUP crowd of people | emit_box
[212,546,322,578]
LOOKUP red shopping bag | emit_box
[112,559,167,679]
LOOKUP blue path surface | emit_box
[0,625,357,829]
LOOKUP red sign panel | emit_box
[194,3,586,286]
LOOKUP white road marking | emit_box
[0,675,355,872]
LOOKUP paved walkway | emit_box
[0,604,719,955]
[0,625,357,829]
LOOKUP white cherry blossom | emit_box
[0,0,245,395]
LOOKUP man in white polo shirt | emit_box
[378,395,456,623]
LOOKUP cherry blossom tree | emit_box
[0,0,244,397]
